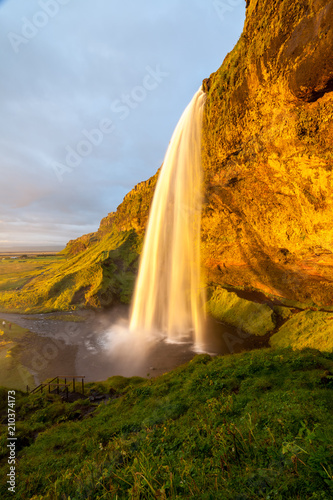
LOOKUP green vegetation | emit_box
[0,346,33,393]
[1,2,333,496]
[207,287,276,336]
[272,305,294,322]
[0,164,157,315]
[0,348,332,499]
[0,229,140,314]
[0,255,61,292]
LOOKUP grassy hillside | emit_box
[0,230,140,313]
[0,347,332,499]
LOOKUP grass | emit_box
[200,0,333,310]
[0,255,61,292]
[0,343,34,392]
[0,347,332,499]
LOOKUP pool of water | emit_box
[0,306,266,388]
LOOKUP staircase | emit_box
[27,376,85,401]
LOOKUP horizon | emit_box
[0,245,64,253]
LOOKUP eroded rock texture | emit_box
[202,0,333,306]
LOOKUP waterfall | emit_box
[129,87,206,349]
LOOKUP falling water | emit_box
[129,87,206,349]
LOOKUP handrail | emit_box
[29,377,58,395]
[28,375,85,397]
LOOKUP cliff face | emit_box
[202,0,333,307]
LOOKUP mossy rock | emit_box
[207,287,276,336]
[270,310,333,351]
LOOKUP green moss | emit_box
[271,310,333,351]
[207,287,276,336]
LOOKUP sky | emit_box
[0,0,245,251]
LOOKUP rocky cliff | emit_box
[202,0,333,308]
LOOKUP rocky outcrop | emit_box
[98,170,159,235]
[202,0,333,308]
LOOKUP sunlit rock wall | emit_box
[202,0,333,307]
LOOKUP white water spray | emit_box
[129,87,206,348]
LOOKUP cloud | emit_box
[0,0,245,249]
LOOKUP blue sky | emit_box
[0,0,245,250]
